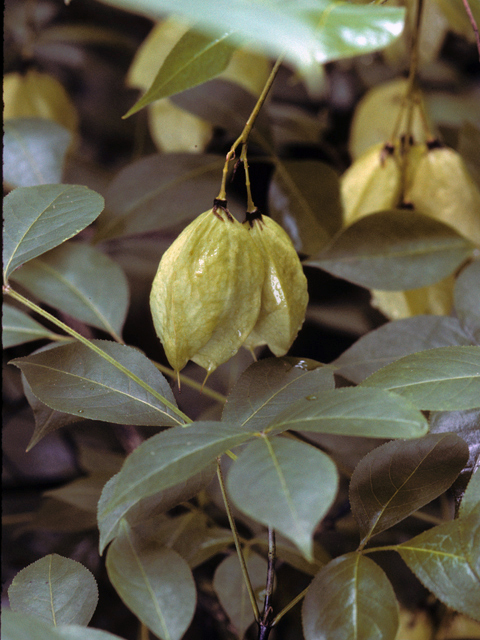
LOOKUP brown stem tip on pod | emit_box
[149,205,264,375]
[243,211,308,356]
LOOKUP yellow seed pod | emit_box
[150,204,264,374]
[406,142,480,246]
[242,212,308,356]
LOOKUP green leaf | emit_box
[10,340,181,427]
[8,554,98,626]
[106,519,196,640]
[11,243,129,339]
[397,513,480,622]
[104,421,253,515]
[222,357,335,432]
[213,552,267,638]
[125,28,236,117]
[302,553,399,640]
[454,260,480,343]
[2,610,125,640]
[429,409,480,473]
[350,433,469,547]
[98,0,405,76]
[98,464,216,554]
[95,153,224,241]
[3,118,71,188]
[268,159,342,255]
[227,437,338,559]
[333,316,474,384]
[268,387,429,439]
[308,210,474,291]
[2,304,59,348]
[3,185,104,283]
[361,346,480,411]
[460,468,480,518]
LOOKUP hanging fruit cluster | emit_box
[150,201,308,376]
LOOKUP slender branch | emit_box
[256,526,276,639]
[152,359,227,404]
[240,144,255,213]
[271,586,309,627]
[462,0,480,60]
[216,460,260,622]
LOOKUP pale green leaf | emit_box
[2,304,59,348]
[454,260,480,343]
[3,118,71,188]
[333,315,473,384]
[2,610,125,640]
[361,346,480,410]
[302,553,399,640]
[106,520,196,640]
[3,185,104,282]
[11,243,130,339]
[227,437,338,559]
[350,434,469,547]
[8,554,98,626]
[10,340,181,427]
[222,357,335,432]
[269,387,429,439]
[460,468,480,519]
[397,514,480,621]
[308,210,474,291]
[125,28,236,116]
[213,552,267,638]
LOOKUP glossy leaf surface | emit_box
[3,185,104,282]
[303,553,399,640]
[454,260,480,343]
[350,434,469,547]
[222,357,335,433]
[106,520,196,640]
[269,387,428,439]
[333,315,473,384]
[3,118,71,188]
[227,437,338,558]
[429,408,480,473]
[309,210,474,291]
[361,346,480,410]
[398,514,480,621]
[2,610,124,640]
[2,304,59,348]
[11,340,181,427]
[11,243,129,338]
[8,554,98,626]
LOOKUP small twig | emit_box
[257,526,276,639]
[462,0,480,60]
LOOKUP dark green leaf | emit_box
[269,387,428,439]
[350,434,469,547]
[361,346,480,410]
[3,185,104,282]
[268,159,342,256]
[429,409,480,473]
[334,315,473,384]
[11,243,129,339]
[454,260,480,343]
[302,553,399,640]
[8,554,98,626]
[11,340,181,427]
[3,118,71,188]
[104,421,253,515]
[125,28,236,116]
[460,468,480,518]
[222,357,335,432]
[213,552,267,638]
[308,210,474,291]
[98,464,216,554]
[397,513,480,621]
[106,520,196,640]
[2,304,59,348]
[96,153,224,241]
[227,437,338,559]
[2,610,125,640]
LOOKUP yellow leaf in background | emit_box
[3,70,79,136]
[395,606,434,640]
[148,100,212,153]
[220,48,270,97]
[435,612,480,639]
[371,276,455,320]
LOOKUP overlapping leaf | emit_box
[2,304,60,348]
[268,387,428,439]
[2,610,125,640]
[308,210,474,291]
[361,346,480,410]
[10,340,181,427]
[8,554,98,626]
[3,185,104,283]
[429,408,480,472]
[460,469,480,518]
[227,437,338,559]
[222,357,335,432]
[302,553,399,640]
[350,433,469,547]
[11,243,130,339]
